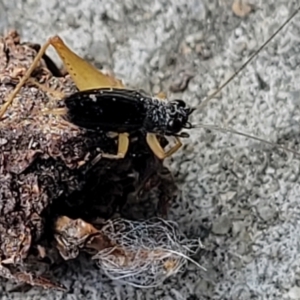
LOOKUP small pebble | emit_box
[288,286,300,299]
[212,215,232,235]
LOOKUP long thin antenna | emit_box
[197,6,300,110]
[193,123,300,156]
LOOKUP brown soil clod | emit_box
[0,31,184,290]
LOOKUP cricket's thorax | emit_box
[142,97,194,135]
[64,88,193,135]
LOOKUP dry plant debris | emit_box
[54,216,204,288]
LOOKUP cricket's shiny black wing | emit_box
[64,88,148,132]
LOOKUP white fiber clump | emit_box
[92,218,205,288]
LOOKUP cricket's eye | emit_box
[167,118,183,133]
[172,99,186,108]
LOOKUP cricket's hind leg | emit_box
[0,33,125,119]
[0,38,64,119]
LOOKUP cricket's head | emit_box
[165,99,194,135]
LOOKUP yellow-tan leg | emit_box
[146,133,182,160]
[0,39,54,119]
[0,34,126,120]
[101,133,130,159]
[49,36,124,90]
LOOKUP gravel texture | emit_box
[1,0,300,299]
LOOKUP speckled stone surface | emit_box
[1,0,300,299]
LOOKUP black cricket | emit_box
[64,88,194,136]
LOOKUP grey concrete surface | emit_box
[1,0,300,299]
